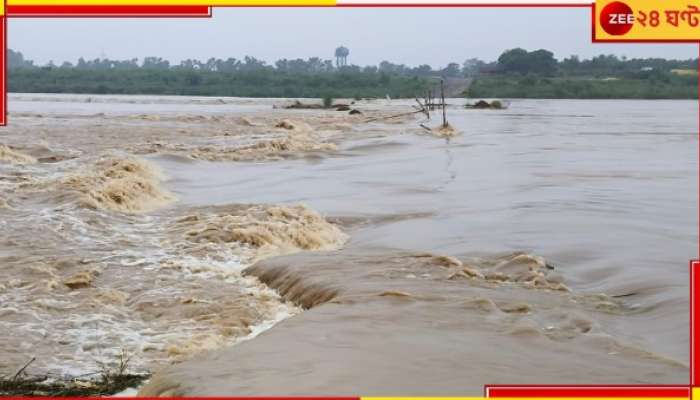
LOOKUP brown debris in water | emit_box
[431,255,462,268]
[282,101,326,110]
[0,373,149,396]
[63,269,99,289]
[448,266,485,280]
[498,301,532,314]
[378,290,413,298]
[488,252,570,291]
[462,266,485,279]
[274,119,310,132]
[433,124,459,138]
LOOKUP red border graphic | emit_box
[6,5,211,17]
[485,386,692,398]
[692,260,700,386]
[1,14,5,126]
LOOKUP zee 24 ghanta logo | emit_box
[599,0,700,36]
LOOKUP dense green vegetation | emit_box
[467,48,698,99]
[9,50,436,98]
[8,48,699,99]
[8,68,429,98]
[469,73,698,99]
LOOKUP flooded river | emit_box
[0,94,696,394]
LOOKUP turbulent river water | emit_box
[0,94,696,394]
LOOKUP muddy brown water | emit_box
[0,95,696,394]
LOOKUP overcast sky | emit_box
[10,8,698,67]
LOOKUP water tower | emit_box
[335,46,349,68]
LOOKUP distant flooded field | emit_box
[0,94,696,394]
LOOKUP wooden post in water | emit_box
[440,79,448,128]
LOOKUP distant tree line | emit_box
[8,49,35,69]
[9,51,467,77]
[8,51,434,98]
[494,48,697,77]
[11,47,696,77]
[468,48,698,99]
[7,48,699,99]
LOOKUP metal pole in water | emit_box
[441,79,447,127]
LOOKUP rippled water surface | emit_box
[1,95,696,390]
[158,99,697,362]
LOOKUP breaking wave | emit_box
[57,157,175,213]
[189,133,337,161]
[167,204,348,262]
[0,145,37,164]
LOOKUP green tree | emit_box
[497,48,556,75]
